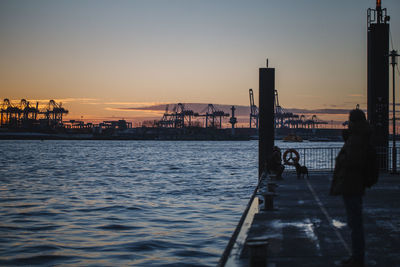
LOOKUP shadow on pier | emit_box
[222,171,400,266]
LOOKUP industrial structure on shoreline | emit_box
[0,99,68,129]
[152,89,327,130]
[0,98,132,132]
[0,89,329,133]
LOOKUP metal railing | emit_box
[376,146,400,172]
[283,146,400,172]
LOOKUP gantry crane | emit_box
[196,104,229,128]
[158,103,197,128]
[274,90,300,128]
[1,98,66,128]
[249,89,259,128]
[43,100,68,127]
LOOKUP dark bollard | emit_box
[267,182,277,193]
[262,192,276,210]
[247,238,269,267]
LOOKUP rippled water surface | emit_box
[0,140,261,266]
[0,140,341,266]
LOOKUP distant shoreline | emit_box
[0,130,345,141]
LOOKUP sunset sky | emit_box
[1,0,399,125]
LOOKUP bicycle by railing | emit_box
[282,146,400,172]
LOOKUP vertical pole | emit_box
[367,4,389,169]
[259,65,275,178]
[392,55,396,173]
[230,106,236,136]
[390,50,398,173]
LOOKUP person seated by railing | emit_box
[267,146,285,179]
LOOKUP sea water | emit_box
[0,140,341,266]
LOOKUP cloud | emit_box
[104,101,168,107]
[30,98,98,103]
[1,98,103,110]
[286,108,351,115]
[125,103,358,117]
[3,98,103,107]
[105,107,165,114]
[3,98,167,108]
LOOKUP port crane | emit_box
[274,90,300,128]
[196,104,229,129]
[157,104,175,128]
[245,88,327,129]
[1,99,67,129]
[1,99,19,127]
[20,99,39,121]
[157,103,197,128]
[249,89,259,128]
[43,100,68,127]
[157,103,230,129]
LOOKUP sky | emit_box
[0,0,399,124]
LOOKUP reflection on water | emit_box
[0,140,341,266]
[0,140,260,266]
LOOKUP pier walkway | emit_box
[225,171,400,267]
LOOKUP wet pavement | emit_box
[228,171,400,267]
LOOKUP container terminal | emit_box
[0,93,344,140]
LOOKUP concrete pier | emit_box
[224,171,400,266]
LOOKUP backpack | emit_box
[365,144,379,188]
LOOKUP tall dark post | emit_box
[229,106,237,136]
[389,50,399,173]
[259,63,275,178]
[367,0,390,168]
